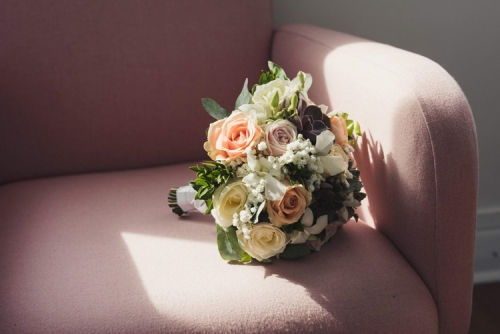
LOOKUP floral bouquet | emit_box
[169,62,365,263]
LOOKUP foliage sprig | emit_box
[190,161,234,214]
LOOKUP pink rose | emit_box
[330,116,348,146]
[204,112,262,161]
[264,120,297,156]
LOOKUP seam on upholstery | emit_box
[274,27,441,318]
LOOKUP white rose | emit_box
[318,144,349,178]
[331,144,349,163]
[211,179,248,228]
[318,156,346,178]
[236,223,288,261]
[290,212,329,244]
[238,104,271,125]
[252,79,297,112]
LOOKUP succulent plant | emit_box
[309,184,345,221]
[291,105,331,145]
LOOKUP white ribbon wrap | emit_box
[176,185,207,214]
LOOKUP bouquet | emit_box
[169,62,365,263]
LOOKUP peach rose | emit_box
[204,112,262,161]
[267,182,312,227]
[330,115,348,146]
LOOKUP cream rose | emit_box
[265,120,297,156]
[211,179,248,228]
[236,223,288,261]
[267,183,312,227]
[252,79,297,112]
[204,112,262,161]
[330,115,348,146]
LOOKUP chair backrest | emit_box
[0,0,272,185]
[273,24,477,334]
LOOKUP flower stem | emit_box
[168,188,187,216]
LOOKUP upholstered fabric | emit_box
[0,1,477,331]
[0,0,272,185]
[0,164,438,333]
[272,24,477,334]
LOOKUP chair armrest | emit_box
[272,24,478,334]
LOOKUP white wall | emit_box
[273,0,500,282]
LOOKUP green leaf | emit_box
[354,120,361,136]
[201,98,230,120]
[204,200,213,215]
[347,121,354,137]
[268,61,288,80]
[189,161,234,215]
[251,83,258,94]
[259,72,270,85]
[235,78,252,109]
[345,179,363,193]
[216,225,251,262]
[240,253,253,263]
[279,243,311,259]
[282,221,304,234]
[317,229,327,241]
[336,112,349,121]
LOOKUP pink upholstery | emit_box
[0,2,477,333]
[0,0,272,185]
[272,24,478,334]
[0,164,438,333]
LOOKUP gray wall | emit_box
[273,0,500,221]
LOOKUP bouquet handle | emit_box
[168,185,207,216]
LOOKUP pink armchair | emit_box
[0,1,477,333]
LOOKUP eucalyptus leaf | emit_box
[202,98,230,120]
[279,243,311,259]
[216,225,250,262]
[235,78,252,109]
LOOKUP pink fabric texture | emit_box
[0,0,273,185]
[0,164,438,333]
[272,24,478,334]
[0,1,477,331]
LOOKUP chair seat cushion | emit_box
[0,163,438,333]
